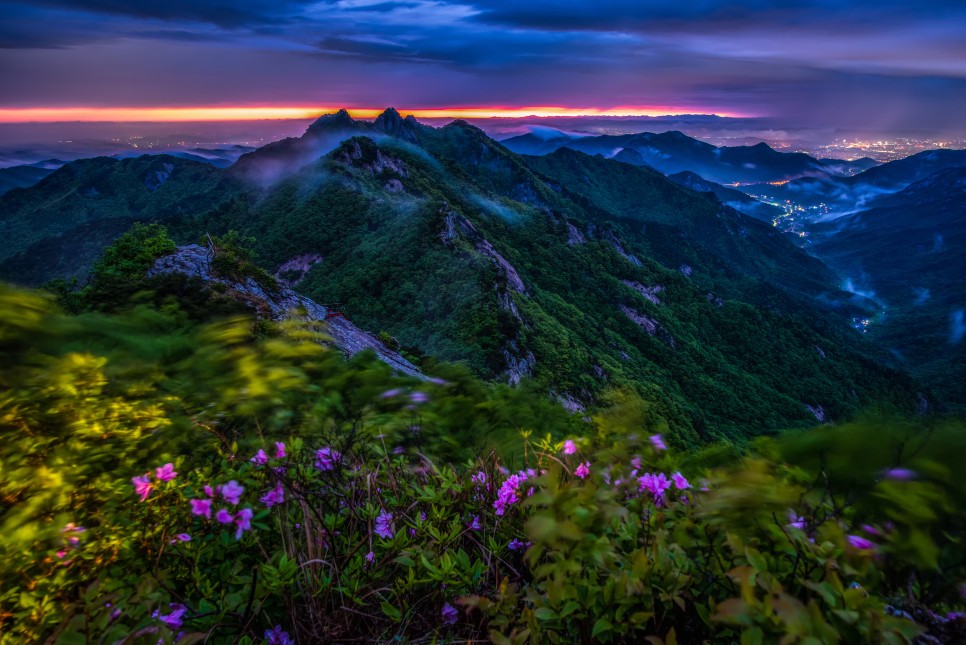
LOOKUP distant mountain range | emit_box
[0,109,948,437]
[500,129,878,185]
[742,149,966,215]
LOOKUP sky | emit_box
[1,0,965,132]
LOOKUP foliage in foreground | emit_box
[1,285,965,643]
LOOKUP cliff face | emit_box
[149,245,423,379]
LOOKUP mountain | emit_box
[0,155,242,284]
[667,170,784,222]
[742,149,966,215]
[501,129,839,184]
[0,160,65,196]
[808,167,966,407]
[0,109,928,443]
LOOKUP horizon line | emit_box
[0,105,752,124]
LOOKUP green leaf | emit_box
[592,618,612,639]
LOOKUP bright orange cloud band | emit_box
[0,105,746,123]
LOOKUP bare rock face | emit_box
[620,304,676,348]
[566,222,586,245]
[805,403,827,423]
[622,280,664,305]
[603,230,642,266]
[275,253,323,287]
[150,245,423,379]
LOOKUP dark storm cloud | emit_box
[18,0,318,28]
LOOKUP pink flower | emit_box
[631,456,643,469]
[234,508,253,540]
[562,439,577,455]
[471,471,488,487]
[204,484,215,497]
[671,472,690,490]
[638,472,671,504]
[216,508,234,524]
[314,447,342,471]
[649,434,667,451]
[261,484,285,508]
[250,449,269,466]
[221,480,244,505]
[861,524,881,536]
[441,603,458,625]
[154,603,187,630]
[264,625,293,645]
[494,469,537,516]
[274,442,286,459]
[846,535,877,551]
[575,462,591,479]
[175,533,191,542]
[189,499,212,519]
[374,511,394,539]
[155,463,177,482]
[132,475,153,502]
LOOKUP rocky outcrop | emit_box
[275,253,323,287]
[603,230,642,266]
[622,280,664,305]
[150,245,423,378]
[620,304,676,348]
[335,138,409,177]
[566,222,586,245]
[805,404,827,423]
[439,209,533,382]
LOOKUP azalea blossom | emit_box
[787,510,806,530]
[467,515,481,530]
[175,533,191,542]
[884,467,916,480]
[441,602,458,625]
[274,442,287,459]
[204,484,215,497]
[260,484,285,508]
[155,463,177,482]
[154,603,187,630]
[494,469,537,516]
[216,509,234,524]
[190,498,212,519]
[250,449,269,466]
[221,480,245,505]
[575,462,591,479]
[132,475,153,502]
[649,434,667,452]
[638,472,672,504]
[264,625,294,645]
[846,535,877,551]
[508,538,530,551]
[562,439,578,455]
[671,472,690,490]
[314,447,342,471]
[234,508,254,540]
[375,511,394,539]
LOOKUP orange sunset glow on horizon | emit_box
[0,105,749,123]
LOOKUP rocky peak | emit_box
[306,108,357,134]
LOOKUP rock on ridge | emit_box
[149,245,423,378]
